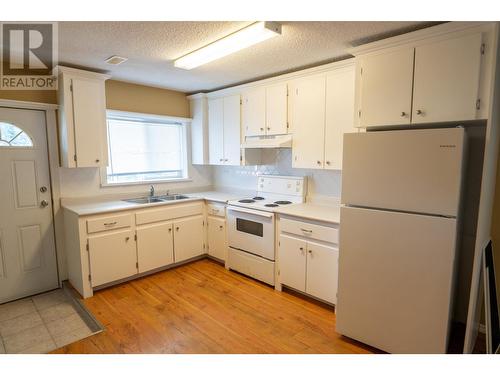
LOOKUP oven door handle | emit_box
[227,206,274,219]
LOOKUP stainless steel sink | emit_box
[123,195,190,204]
[157,194,190,201]
[124,197,166,204]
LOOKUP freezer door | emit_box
[341,128,464,217]
[336,206,458,353]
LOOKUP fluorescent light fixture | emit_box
[174,22,281,70]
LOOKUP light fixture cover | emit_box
[105,55,128,65]
[174,22,281,70]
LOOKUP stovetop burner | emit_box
[264,203,279,207]
[253,196,265,200]
[238,199,255,203]
[275,200,292,205]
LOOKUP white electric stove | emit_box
[226,175,307,286]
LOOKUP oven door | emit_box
[227,206,275,260]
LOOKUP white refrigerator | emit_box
[336,127,465,354]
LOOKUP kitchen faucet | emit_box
[149,185,154,197]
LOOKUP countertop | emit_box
[275,203,341,224]
[61,189,254,216]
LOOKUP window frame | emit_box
[100,110,191,187]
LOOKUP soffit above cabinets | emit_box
[58,21,436,93]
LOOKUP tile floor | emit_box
[0,289,95,354]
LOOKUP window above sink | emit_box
[101,110,190,186]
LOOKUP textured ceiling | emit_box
[58,21,438,93]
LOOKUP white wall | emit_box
[212,149,342,198]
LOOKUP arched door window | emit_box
[0,122,33,147]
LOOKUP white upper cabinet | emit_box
[242,87,266,137]
[412,33,483,124]
[324,66,356,170]
[208,95,241,166]
[57,66,110,168]
[265,83,288,136]
[289,74,326,169]
[354,27,488,128]
[190,96,209,165]
[208,98,225,165]
[242,83,288,137]
[357,48,414,128]
[223,95,242,166]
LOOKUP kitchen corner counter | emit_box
[275,203,341,224]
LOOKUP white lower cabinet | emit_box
[88,229,138,287]
[173,215,205,262]
[278,218,339,304]
[207,216,226,261]
[136,221,174,273]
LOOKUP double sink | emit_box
[124,194,190,204]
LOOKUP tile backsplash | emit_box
[212,149,342,198]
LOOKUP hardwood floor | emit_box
[51,259,379,354]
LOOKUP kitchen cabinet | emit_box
[412,33,483,124]
[324,67,356,170]
[289,74,326,169]
[207,216,226,262]
[265,83,288,136]
[136,221,174,273]
[289,66,356,170]
[242,83,288,137]
[242,87,266,137]
[88,229,137,287]
[208,95,242,166]
[57,66,110,168]
[208,98,225,165]
[278,217,339,304]
[190,95,209,165]
[173,215,205,262]
[355,33,484,127]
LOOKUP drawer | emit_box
[136,202,203,225]
[227,247,275,286]
[86,213,132,234]
[207,202,225,217]
[280,217,338,244]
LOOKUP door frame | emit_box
[0,98,66,286]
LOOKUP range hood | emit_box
[241,134,292,149]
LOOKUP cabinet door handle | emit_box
[267,127,271,130]
[125,237,130,242]
[260,127,264,131]
[219,225,224,229]
[308,249,313,254]
[176,227,180,231]
[168,228,172,233]
[416,109,423,115]
[400,111,406,117]
[317,160,321,165]
[299,247,305,253]
[95,159,100,163]
[325,161,331,166]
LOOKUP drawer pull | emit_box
[104,221,117,226]
[300,228,313,233]
[212,208,220,213]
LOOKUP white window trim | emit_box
[100,110,192,187]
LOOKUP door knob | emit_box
[40,200,49,208]
[40,186,47,193]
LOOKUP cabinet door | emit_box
[88,229,137,287]
[71,77,108,167]
[242,88,266,137]
[266,83,288,135]
[190,97,208,165]
[289,75,326,169]
[279,234,307,292]
[207,216,226,261]
[412,33,482,124]
[173,215,205,263]
[136,221,174,273]
[306,241,338,304]
[208,98,225,165]
[358,48,414,127]
[324,66,356,170]
[223,95,242,166]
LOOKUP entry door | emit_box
[0,107,58,303]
